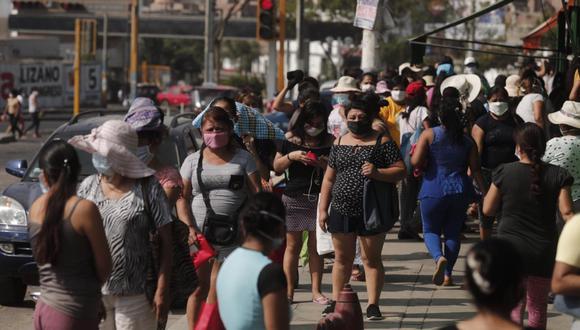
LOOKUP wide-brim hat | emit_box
[505,74,521,97]
[68,120,155,179]
[440,74,482,103]
[399,62,422,75]
[330,76,361,93]
[548,101,580,129]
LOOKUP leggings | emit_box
[511,276,551,329]
[420,194,468,277]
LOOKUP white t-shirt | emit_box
[397,106,429,144]
[327,106,348,138]
[516,93,544,124]
[28,92,38,113]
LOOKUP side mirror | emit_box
[5,159,28,178]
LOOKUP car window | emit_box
[25,135,179,181]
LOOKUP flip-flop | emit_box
[312,296,330,305]
[433,257,447,286]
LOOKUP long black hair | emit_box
[465,238,524,316]
[438,98,464,144]
[291,100,329,144]
[515,123,546,196]
[345,92,381,120]
[240,192,286,242]
[35,140,81,264]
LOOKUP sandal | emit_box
[351,266,366,282]
[312,296,330,305]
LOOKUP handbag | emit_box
[400,109,425,174]
[196,148,242,246]
[362,134,399,233]
[554,294,580,318]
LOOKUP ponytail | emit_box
[514,123,546,197]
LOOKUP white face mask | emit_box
[391,90,406,103]
[361,84,375,92]
[488,102,509,117]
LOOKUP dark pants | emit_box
[8,113,22,138]
[25,112,40,135]
[399,174,422,233]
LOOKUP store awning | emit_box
[522,12,560,49]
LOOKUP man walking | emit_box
[24,89,40,138]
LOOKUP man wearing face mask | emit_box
[472,87,523,240]
[379,76,408,147]
[360,72,377,93]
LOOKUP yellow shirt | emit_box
[378,96,404,146]
[556,214,580,268]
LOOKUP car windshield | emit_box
[24,134,179,181]
[197,89,236,108]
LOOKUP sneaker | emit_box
[366,304,383,320]
[321,301,336,317]
[433,257,447,286]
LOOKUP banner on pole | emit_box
[354,0,380,30]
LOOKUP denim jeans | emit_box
[420,194,468,276]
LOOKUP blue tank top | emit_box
[217,247,272,330]
[419,126,474,199]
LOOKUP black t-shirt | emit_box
[257,263,287,298]
[494,162,574,277]
[280,139,331,197]
[475,113,519,169]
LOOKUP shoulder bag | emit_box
[196,148,241,246]
[363,134,399,233]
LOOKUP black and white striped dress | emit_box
[78,174,172,296]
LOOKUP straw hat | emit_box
[399,62,422,75]
[548,101,580,129]
[505,75,521,97]
[330,76,361,93]
[440,74,482,103]
[68,120,155,179]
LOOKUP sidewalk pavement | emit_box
[166,225,573,330]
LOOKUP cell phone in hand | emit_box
[306,151,318,161]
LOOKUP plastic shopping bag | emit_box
[316,196,334,256]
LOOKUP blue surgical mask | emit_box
[332,94,350,107]
[92,153,114,177]
[136,146,154,164]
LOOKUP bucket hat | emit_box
[548,101,580,129]
[440,74,482,103]
[68,120,155,179]
[124,97,165,132]
[505,75,521,97]
[330,76,361,93]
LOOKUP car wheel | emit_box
[0,277,26,305]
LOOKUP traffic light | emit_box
[257,0,276,40]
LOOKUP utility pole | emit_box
[74,19,81,115]
[204,0,215,84]
[296,0,304,73]
[101,14,108,107]
[360,29,378,72]
[267,40,277,98]
[277,0,286,91]
[129,0,139,101]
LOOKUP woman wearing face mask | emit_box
[318,92,406,320]
[360,72,377,93]
[70,120,173,330]
[379,76,408,147]
[29,141,111,330]
[471,87,523,240]
[397,80,431,241]
[483,123,575,329]
[543,101,580,231]
[273,100,333,305]
[412,99,485,287]
[217,192,289,330]
[328,76,361,138]
[124,98,199,329]
[180,106,261,326]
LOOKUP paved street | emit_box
[0,120,574,330]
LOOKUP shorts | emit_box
[478,168,498,230]
[327,207,384,236]
[100,294,156,330]
[34,300,99,330]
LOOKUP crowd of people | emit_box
[1,88,41,139]
[26,53,580,330]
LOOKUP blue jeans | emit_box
[420,194,468,276]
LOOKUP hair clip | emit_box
[63,158,69,166]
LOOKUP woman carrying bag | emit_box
[180,107,261,327]
[318,93,406,320]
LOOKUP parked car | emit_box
[191,83,238,112]
[156,84,194,110]
[0,111,200,305]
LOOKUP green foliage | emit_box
[379,37,411,68]
[141,39,204,83]
[305,0,355,21]
[222,40,261,73]
[222,74,265,94]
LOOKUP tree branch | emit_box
[215,0,251,41]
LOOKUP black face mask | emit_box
[347,120,372,135]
